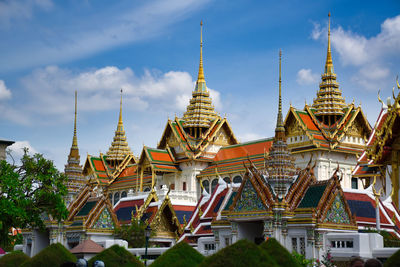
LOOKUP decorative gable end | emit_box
[92,208,114,229]
[233,178,266,212]
[324,194,351,224]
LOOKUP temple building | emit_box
[284,14,371,189]
[20,17,400,262]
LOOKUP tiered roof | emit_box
[265,50,296,198]
[65,91,84,194]
[106,91,133,161]
[182,21,219,130]
[312,13,346,117]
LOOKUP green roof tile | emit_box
[76,201,97,217]
[298,184,327,208]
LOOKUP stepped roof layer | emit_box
[138,146,179,173]
[66,185,119,231]
[285,104,370,153]
[343,188,400,238]
[198,138,273,177]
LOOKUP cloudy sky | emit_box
[0,0,399,170]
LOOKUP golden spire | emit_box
[72,90,78,149]
[197,20,205,83]
[276,49,284,131]
[106,89,133,161]
[312,13,346,119]
[325,12,334,74]
[65,90,83,195]
[182,21,218,131]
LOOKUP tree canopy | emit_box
[0,150,68,247]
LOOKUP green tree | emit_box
[0,149,68,248]
[114,217,150,248]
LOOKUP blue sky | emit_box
[0,0,399,170]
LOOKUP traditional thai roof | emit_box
[182,21,219,130]
[106,90,133,161]
[198,138,273,177]
[285,103,371,153]
[312,13,346,117]
[138,146,179,173]
[66,185,119,231]
[70,239,104,254]
[65,91,84,193]
[344,187,400,238]
[158,116,238,161]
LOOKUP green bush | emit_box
[88,245,143,267]
[259,238,301,267]
[384,248,400,267]
[0,250,29,267]
[199,239,278,267]
[20,243,76,267]
[150,242,204,267]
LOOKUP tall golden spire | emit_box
[65,90,83,197]
[72,90,78,149]
[276,49,284,131]
[197,20,205,83]
[106,89,133,162]
[182,21,218,134]
[325,12,334,74]
[312,13,346,120]
[266,50,296,199]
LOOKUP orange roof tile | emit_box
[299,113,319,131]
[93,159,106,171]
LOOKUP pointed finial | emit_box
[197,20,205,83]
[325,12,334,74]
[72,90,78,148]
[119,89,123,126]
[276,50,284,131]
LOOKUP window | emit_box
[108,193,113,203]
[225,237,230,246]
[299,237,305,256]
[202,180,209,193]
[114,192,120,204]
[292,237,305,256]
[351,178,358,189]
[233,176,242,184]
[144,187,151,192]
[211,179,218,193]
[170,183,175,190]
[204,243,215,251]
[121,191,127,198]
[183,182,187,191]
[331,240,353,248]
[223,177,231,184]
[292,238,297,252]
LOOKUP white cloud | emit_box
[0,0,211,71]
[7,140,38,163]
[0,0,53,28]
[1,65,222,125]
[311,22,322,40]
[296,69,318,85]
[312,15,400,89]
[0,80,11,100]
[238,132,264,142]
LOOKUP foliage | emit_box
[0,250,29,267]
[291,251,316,267]
[114,217,150,248]
[150,242,204,267]
[259,238,301,267]
[20,243,76,267]
[319,248,335,267]
[0,150,68,248]
[88,244,143,267]
[199,239,279,267]
[384,247,400,267]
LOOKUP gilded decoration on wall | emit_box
[324,194,350,224]
[92,208,114,229]
[234,179,265,212]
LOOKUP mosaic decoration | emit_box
[92,208,114,229]
[324,194,350,224]
[234,179,265,212]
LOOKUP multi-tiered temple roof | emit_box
[182,21,219,137]
[312,13,347,120]
[106,90,133,162]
